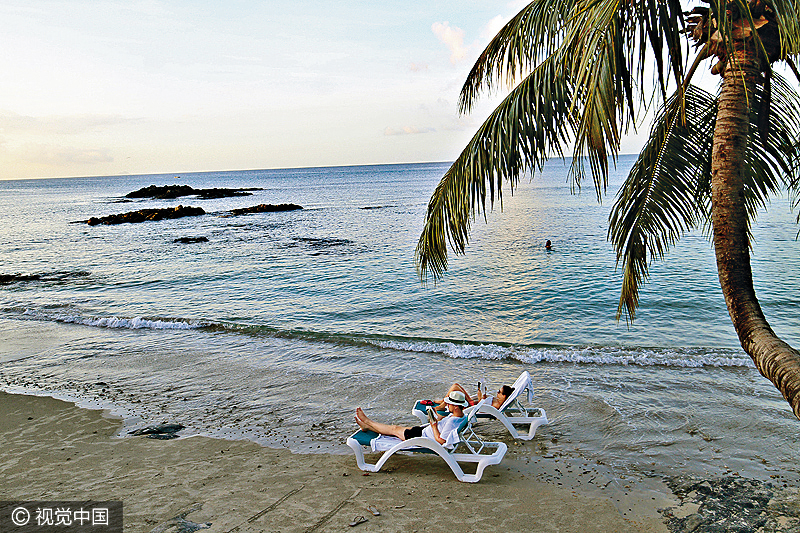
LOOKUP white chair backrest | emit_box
[498,371,532,412]
[465,398,489,428]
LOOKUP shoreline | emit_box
[2,391,798,532]
[1,391,674,532]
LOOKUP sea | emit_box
[1,156,798,484]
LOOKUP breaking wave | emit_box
[368,339,754,369]
[20,309,204,330]
[8,306,754,368]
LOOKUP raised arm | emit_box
[429,419,446,445]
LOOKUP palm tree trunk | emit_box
[712,45,800,419]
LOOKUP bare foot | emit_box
[355,408,368,429]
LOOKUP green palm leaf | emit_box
[459,0,573,114]
[463,0,691,192]
[744,73,800,217]
[770,0,800,55]
[750,71,800,226]
[419,0,694,280]
[610,73,800,321]
[609,85,716,321]
[416,56,575,280]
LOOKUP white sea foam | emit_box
[21,309,203,330]
[369,339,754,368]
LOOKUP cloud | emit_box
[384,126,436,136]
[0,111,132,135]
[480,15,507,41]
[16,143,114,165]
[409,62,429,72]
[507,0,531,11]
[432,14,513,66]
[431,21,468,64]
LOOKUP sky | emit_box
[0,0,656,180]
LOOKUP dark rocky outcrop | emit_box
[127,185,194,199]
[0,274,41,284]
[173,236,209,244]
[86,205,205,226]
[129,423,185,440]
[294,237,352,247]
[125,185,261,200]
[228,203,303,216]
[660,474,800,533]
[194,187,261,199]
[0,271,90,284]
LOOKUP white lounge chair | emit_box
[412,371,549,440]
[346,399,507,483]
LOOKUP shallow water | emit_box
[0,158,798,483]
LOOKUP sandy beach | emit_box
[0,392,682,533]
[4,391,799,532]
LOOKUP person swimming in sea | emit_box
[545,239,552,251]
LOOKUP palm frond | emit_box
[459,0,575,114]
[417,56,575,280]
[567,19,624,197]
[744,72,800,223]
[609,73,800,322]
[420,0,696,279]
[609,85,716,322]
[770,0,800,56]
[752,72,800,226]
[562,0,689,195]
[636,0,688,98]
[461,0,689,126]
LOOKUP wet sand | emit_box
[0,392,675,532]
[4,391,799,532]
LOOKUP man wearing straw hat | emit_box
[355,390,468,449]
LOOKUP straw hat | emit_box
[443,390,469,407]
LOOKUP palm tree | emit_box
[416,0,800,418]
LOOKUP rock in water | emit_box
[0,274,41,284]
[126,185,196,199]
[228,203,303,216]
[146,433,180,440]
[173,236,209,244]
[129,423,185,437]
[86,206,205,225]
[194,187,257,199]
[125,185,261,200]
